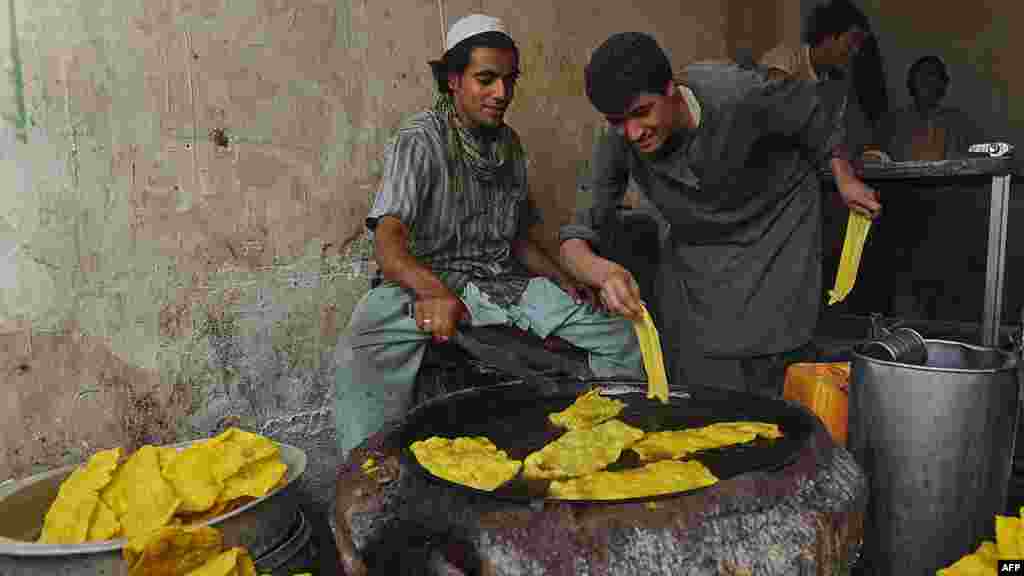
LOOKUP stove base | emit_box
[334,406,866,576]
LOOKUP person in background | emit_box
[560,32,881,399]
[864,55,982,320]
[332,14,644,458]
[760,0,891,319]
[868,55,977,162]
[760,0,888,146]
[760,0,868,84]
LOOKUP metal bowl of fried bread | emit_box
[0,430,305,575]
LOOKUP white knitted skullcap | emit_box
[445,14,510,53]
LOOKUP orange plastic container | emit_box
[782,362,850,446]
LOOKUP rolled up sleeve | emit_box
[558,128,630,246]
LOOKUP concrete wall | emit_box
[727,0,802,64]
[0,0,796,507]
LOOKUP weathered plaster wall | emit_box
[0,0,416,505]
[727,0,801,65]
[0,0,775,508]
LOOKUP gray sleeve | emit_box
[558,128,630,246]
[752,77,848,168]
[366,130,436,231]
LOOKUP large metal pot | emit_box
[0,440,308,575]
[849,338,1020,575]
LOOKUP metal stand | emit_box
[827,157,1018,348]
[984,174,1012,346]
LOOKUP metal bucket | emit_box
[0,440,308,575]
[849,339,1020,575]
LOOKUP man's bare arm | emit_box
[559,239,613,288]
[375,216,449,297]
[831,157,881,218]
[560,238,643,319]
[512,238,571,284]
[374,216,465,339]
[514,236,601,304]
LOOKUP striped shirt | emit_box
[366,109,539,308]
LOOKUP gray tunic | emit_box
[367,110,539,308]
[561,61,846,358]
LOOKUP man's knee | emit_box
[347,284,412,331]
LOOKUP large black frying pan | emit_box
[399,379,816,504]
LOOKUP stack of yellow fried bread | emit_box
[549,460,718,500]
[122,524,256,576]
[407,388,785,500]
[630,422,783,462]
[39,428,288,545]
[548,388,626,431]
[523,419,645,480]
[531,389,717,499]
[939,506,1024,574]
[409,436,522,491]
[36,446,125,544]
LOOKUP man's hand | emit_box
[861,149,891,163]
[512,238,602,308]
[560,238,644,320]
[413,292,468,343]
[832,157,882,219]
[596,262,645,321]
[837,176,882,219]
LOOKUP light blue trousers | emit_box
[333,278,645,457]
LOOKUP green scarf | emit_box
[432,92,524,195]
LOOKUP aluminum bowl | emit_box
[0,440,307,575]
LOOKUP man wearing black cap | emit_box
[761,0,871,84]
[334,16,644,456]
[559,32,882,398]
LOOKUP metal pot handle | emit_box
[869,313,890,339]
[869,312,910,340]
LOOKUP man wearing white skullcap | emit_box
[333,14,644,457]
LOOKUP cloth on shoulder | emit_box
[759,43,819,83]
